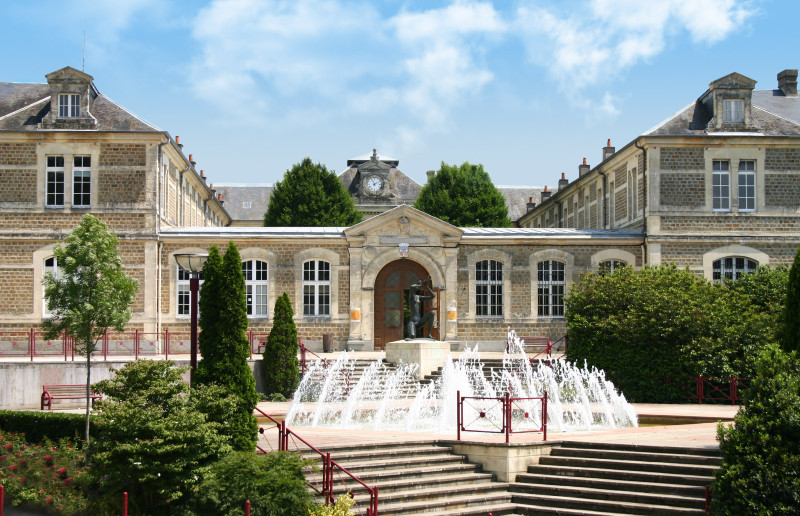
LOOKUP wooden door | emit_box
[373,260,438,350]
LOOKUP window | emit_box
[475,260,503,317]
[628,171,637,219]
[58,94,80,118]
[177,266,203,317]
[46,156,65,207]
[303,260,330,316]
[43,257,61,316]
[738,160,755,211]
[243,260,268,317]
[722,99,744,123]
[712,160,730,211]
[599,260,626,274]
[73,156,91,207]
[713,257,757,284]
[537,260,565,316]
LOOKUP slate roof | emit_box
[0,82,160,132]
[497,186,544,221]
[213,184,273,222]
[645,89,800,137]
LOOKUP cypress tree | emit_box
[263,292,300,398]
[783,247,800,353]
[195,242,259,450]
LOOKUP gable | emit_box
[344,205,463,246]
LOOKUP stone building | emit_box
[519,70,800,282]
[1,66,796,353]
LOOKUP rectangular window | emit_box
[537,261,565,317]
[722,99,744,123]
[738,160,755,211]
[73,156,91,207]
[243,260,269,317]
[46,156,65,207]
[58,94,80,118]
[176,266,203,317]
[712,160,730,211]
[475,260,503,317]
[303,260,330,316]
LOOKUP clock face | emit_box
[367,176,383,192]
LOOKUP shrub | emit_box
[311,494,356,516]
[0,431,89,515]
[783,247,800,353]
[0,411,90,444]
[191,451,315,516]
[269,392,288,402]
[713,348,800,514]
[263,293,300,398]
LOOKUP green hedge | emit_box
[0,410,92,443]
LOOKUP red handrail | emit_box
[457,389,548,442]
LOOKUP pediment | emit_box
[344,204,463,244]
[358,158,393,173]
[709,72,756,91]
[45,66,94,85]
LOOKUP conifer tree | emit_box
[414,161,512,227]
[263,292,300,398]
[264,157,363,226]
[195,242,259,450]
[783,247,800,353]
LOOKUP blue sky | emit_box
[1,0,796,187]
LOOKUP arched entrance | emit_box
[374,260,439,350]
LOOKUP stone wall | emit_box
[765,148,800,170]
[659,147,705,170]
[0,169,37,202]
[660,173,705,206]
[764,174,800,208]
[99,143,146,167]
[0,269,33,313]
[98,169,147,203]
[660,215,800,232]
[0,143,37,165]
[0,212,148,230]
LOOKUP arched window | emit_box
[303,260,330,316]
[599,260,626,274]
[243,259,269,317]
[537,260,565,316]
[713,257,757,284]
[475,260,503,317]
[43,257,61,316]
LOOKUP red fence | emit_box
[667,376,749,405]
[255,407,378,515]
[457,390,548,443]
[0,329,273,362]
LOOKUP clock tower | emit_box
[338,149,422,217]
[357,149,392,198]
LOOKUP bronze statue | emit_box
[406,276,436,340]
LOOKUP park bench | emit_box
[41,384,101,411]
[507,335,553,360]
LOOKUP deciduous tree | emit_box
[414,162,511,227]
[42,214,138,443]
[264,158,362,226]
[782,247,800,353]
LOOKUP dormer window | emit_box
[722,99,744,123]
[58,94,80,118]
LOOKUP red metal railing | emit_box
[254,407,378,515]
[457,390,548,443]
[668,376,749,405]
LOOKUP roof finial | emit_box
[371,148,377,160]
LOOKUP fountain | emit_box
[285,330,638,434]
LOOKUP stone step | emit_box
[413,505,521,516]
[510,482,705,510]
[302,444,453,463]
[329,453,470,474]
[376,490,513,515]
[526,464,713,487]
[515,472,707,498]
[330,470,496,497]
[558,441,721,458]
[538,456,717,477]
[512,492,705,515]
[359,481,508,506]
[336,461,483,484]
[551,447,723,467]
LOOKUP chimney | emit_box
[189,154,196,167]
[200,170,205,181]
[427,170,435,179]
[579,157,590,177]
[209,183,214,191]
[778,69,798,96]
[176,135,183,150]
[558,172,569,191]
[602,139,615,161]
[526,196,537,212]
[541,185,551,201]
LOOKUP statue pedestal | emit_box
[385,339,450,380]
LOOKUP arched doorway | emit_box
[374,260,439,350]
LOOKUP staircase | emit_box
[303,440,519,515]
[511,441,719,515]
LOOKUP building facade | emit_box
[1,67,797,352]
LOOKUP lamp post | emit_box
[174,253,208,382]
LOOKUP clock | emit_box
[366,176,383,193]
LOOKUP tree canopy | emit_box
[782,247,800,353]
[195,242,259,451]
[263,157,362,226]
[42,214,138,442]
[413,162,511,227]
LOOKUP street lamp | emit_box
[174,253,208,382]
